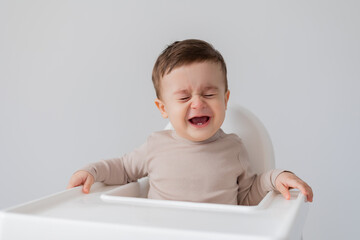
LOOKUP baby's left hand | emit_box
[275,172,313,202]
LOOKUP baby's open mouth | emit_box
[189,116,210,126]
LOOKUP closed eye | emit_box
[204,94,216,98]
[179,97,190,101]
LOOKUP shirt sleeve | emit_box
[236,144,285,206]
[80,140,149,185]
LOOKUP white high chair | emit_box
[0,104,309,240]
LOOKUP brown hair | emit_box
[152,39,228,99]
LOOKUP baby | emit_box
[68,39,313,205]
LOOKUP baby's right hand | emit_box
[67,170,95,194]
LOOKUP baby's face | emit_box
[155,61,230,142]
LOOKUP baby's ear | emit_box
[155,99,168,119]
[225,90,230,109]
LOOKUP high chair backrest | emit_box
[165,104,275,174]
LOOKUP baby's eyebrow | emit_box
[203,86,219,91]
[173,89,189,95]
[173,86,219,95]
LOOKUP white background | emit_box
[1,0,359,239]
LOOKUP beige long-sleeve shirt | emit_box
[82,129,284,206]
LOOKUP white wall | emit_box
[1,0,359,239]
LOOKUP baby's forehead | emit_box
[165,60,223,74]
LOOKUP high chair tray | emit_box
[0,181,309,240]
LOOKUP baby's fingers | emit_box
[293,180,313,202]
[67,171,94,194]
[67,175,83,189]
[277,183,291,200]
[82,174,94,194]
[275,172,314,202]
[284,176,313,202]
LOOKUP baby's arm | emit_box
[67,140,149,193]
[236,138,313,204]
[67,170,95,194]
[275,172,313,202]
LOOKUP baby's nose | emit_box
[191,95,206,109]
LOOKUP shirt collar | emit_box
[171,128,225,144]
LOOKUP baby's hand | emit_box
[67,170,95,194]
[275,172,313,202]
